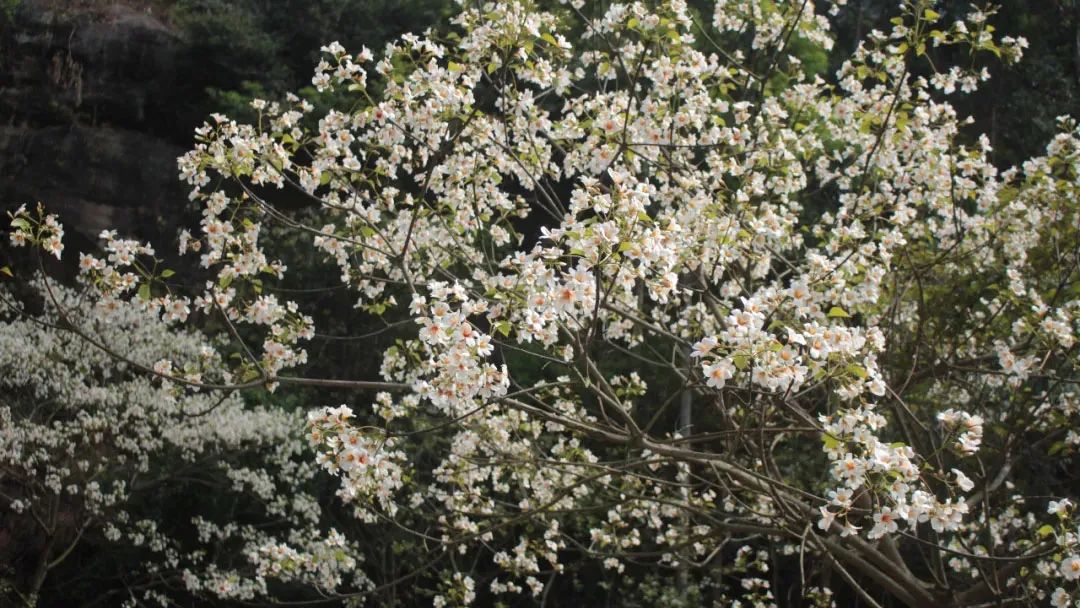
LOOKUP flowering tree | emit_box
[0,280,365,605]
[5,0,1080,606]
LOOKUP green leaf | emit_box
[541,33,558,46]
[827,306,851,318]
[160,269,175,278]
[0,266,11,277]
[447,61,464,72]
[822,434,842,451]
[846,363,868,379]
[138,283,151,301]
[923,8,941,20]
[9,217,30,230]
[732,354,749,370]
[494,321,511,337]
[1037,524,1055,538]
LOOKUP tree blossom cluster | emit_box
[0,280,365,605]
[5,0,1080,606]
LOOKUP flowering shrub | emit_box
[0,280,365,605]
[5,0,1080,606]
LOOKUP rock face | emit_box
[0,124,184,240]
[0,0,189,242]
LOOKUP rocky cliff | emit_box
[0,0,188,243]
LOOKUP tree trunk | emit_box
[25,534,54,607]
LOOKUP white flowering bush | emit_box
[0,279,367,606]
[6,0,1080,605]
